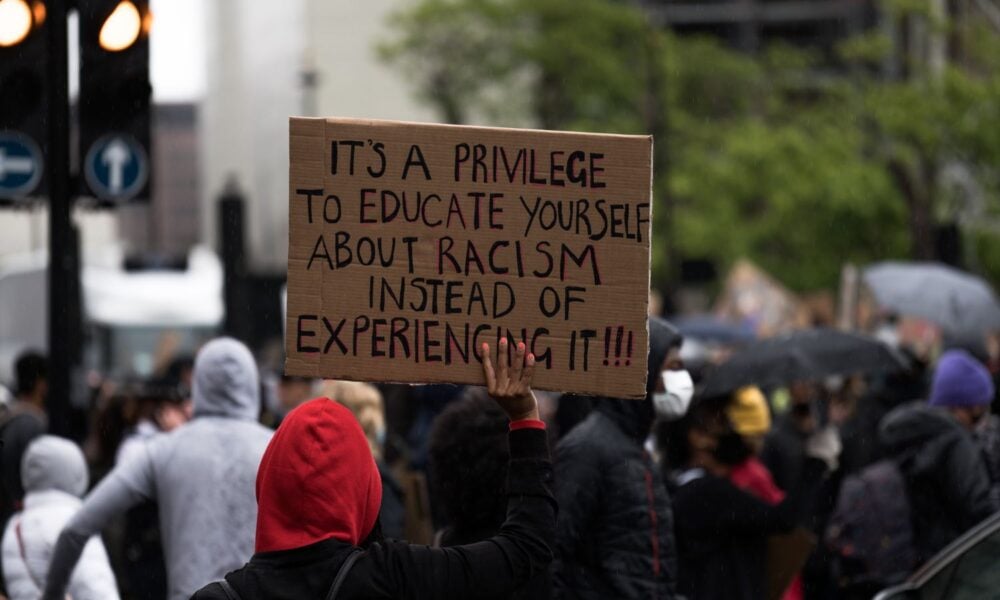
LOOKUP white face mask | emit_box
[653,369,694,420]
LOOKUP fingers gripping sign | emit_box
[480,340,539,422]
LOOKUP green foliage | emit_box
[381,0,1000,291]
[836,32,894,64]
[671,117,909,290]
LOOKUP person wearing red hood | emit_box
[190,339,555,600]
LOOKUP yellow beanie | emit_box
[726,386,771,437]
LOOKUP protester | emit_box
[0,352,48,530]
[2,436,119,600]
[725,386,803,600]
[41,338,273,600]
[425,387,550,597]
[930,349,995,432]
[976,408,1000,508]
[551,317,684,599]
[428,388,508,546]
[928,347,1000,506]
[725,387,783,503]
[116,381,191,466]
[726,387,771,458]
[325,380,406,540]
[672,395,840,600]
[877,350,998,563]
[277,375,316,420]
[190,338,555,599]
[761,381,821,493]
[117,382,193,600]
[0,352,49,598]
[826,350,929,485]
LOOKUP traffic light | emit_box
[78,0,152,203]
[0,0,48,202]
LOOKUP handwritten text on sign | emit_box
[285,118,652,398]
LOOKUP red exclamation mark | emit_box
[626,331,633,366]
[603,326,611,366]
[615,326,624,366]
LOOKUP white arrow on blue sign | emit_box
[84,134,149,202]
[0,132,44,200]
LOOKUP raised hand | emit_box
[480,338,539,422]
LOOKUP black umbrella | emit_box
[700,328,906,398]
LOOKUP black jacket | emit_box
[0,406,45,596]
[879,403,998,561]
[0,406,45,522]
[189,428,554,600]
[673,459,827,600]
[760,415,807,493]
[552,317,680,599]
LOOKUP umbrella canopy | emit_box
[863,262,1000,337]
[700,328,906,398]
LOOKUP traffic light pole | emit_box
[47,1,76,437]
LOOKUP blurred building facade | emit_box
[640,0,872,57]
[199,0,434,275]
[119,103,201,259]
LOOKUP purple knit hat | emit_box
[929,349,995,408]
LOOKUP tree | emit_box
[380,0,1000,291]
[837,6,1000,264]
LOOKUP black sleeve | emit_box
[189,581,229,600]
[944,433,998,528]
[550,431,602,595]
[677,459,827,539]
[760,432,792,493]
[341,428,556,600]
[187,582,227,600]
[1,413,45,506]
[658,480,680,598]
[724,457,827,536]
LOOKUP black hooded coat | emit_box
[552,317,680,600]
[879,403,997,561]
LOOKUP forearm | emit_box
[43,470,147,598]
[493,426,556,580]
[42,527,90,600]
[439,426,555,597]
[369,427,555,600]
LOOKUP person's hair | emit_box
[15,351,47,397]
[87,389,131,473]
[428,388,509,538]
[165,355,195,390]
[324,380,385,459]
[662,393,732,470]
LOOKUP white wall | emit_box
[199,0,436,273]
[0,208,120,267]
[304,1,436,122]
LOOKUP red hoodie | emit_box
[254,397,383,553]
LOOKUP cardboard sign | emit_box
[286,117,652,398]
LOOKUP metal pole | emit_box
[219,178,250,343]
[47,0,74,437]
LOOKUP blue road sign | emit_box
[84,133,149,202]
[0,132,43,200]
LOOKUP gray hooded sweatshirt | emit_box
[43,338,273,600]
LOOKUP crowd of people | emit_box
[0,314,998,599]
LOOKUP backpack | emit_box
[825,459,918,587]
[213,549,362,600]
